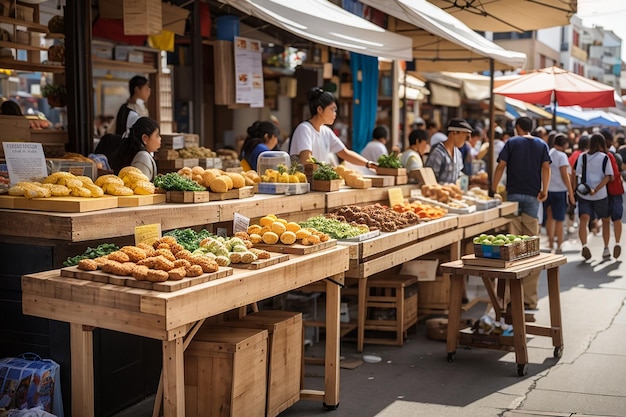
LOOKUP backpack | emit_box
[606,152,625,195]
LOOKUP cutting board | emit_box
[60,265,233,292]
[253,239,337,255]
[11,195,119,212]
[0,195,20,209]
[461,253,542,269]
[117,193,167,207]
[230,253,289,270]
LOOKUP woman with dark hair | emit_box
[115,75,151,138]
[110,117,161,180]
[289,87,377,171]
[573,133,613,260]
[0,100,23,116]
[240,120,279,171]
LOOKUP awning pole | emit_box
[488,58,495,188]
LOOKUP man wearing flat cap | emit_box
[425,118,473,184]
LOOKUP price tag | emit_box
[233,212,250,234]
[135,224,162,246]
[388,187,404,208]
[2,142,47,185]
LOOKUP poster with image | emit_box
[234,36,264,107]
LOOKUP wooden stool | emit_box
[364,275,418,346]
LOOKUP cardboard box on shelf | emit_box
[400,259,439,281]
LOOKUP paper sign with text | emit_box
[233,212,250,234]
[135,224,162,246]
[2,142,47,185]
[388,187,404,208]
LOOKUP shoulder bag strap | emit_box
[582,154,587,184]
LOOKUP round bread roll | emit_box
[226,172,245,189]
[209,176,229,193]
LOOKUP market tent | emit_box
[217,0,413,61]
[505,98,570,124]
[360,0,527,72]
[545,105,621,128]
[427,0,577,33]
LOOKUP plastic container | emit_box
[216,15,240,41]
[257,151,290,175]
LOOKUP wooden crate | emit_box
[364,275,418,346]
[185,326,268,417]
[220,310,302,417]
[418,274,450,312]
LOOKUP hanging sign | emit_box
[234,36,264,107]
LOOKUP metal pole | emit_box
[487,58,495,187]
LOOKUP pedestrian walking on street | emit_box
[492,116,551,309]
[598,132,624,258]
[572,133,613,260]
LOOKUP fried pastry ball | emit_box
[168,267,187,281]
[173,259,192,269]
[146,269,169,282]
[131,265,150,281]
[77,259,98,271]
[136,243,156,257]
[120,246,147,262]
[155,248,176,262]
[191,256,219,273]
[107,250,130,263]
[185,264,203,277]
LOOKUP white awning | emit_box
[217,0,413,61]
[359,0,527,71]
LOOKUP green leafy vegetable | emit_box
[154,173,206,191]
[164,228,214,252]
[377,153,403,168]
[299,216,369,239]
[311,158,341,181]
[63,243,119,266]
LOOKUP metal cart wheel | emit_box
[323,403,340,411]
[553,346,564,358]
[517,363,528,376]
[447,352,456,362]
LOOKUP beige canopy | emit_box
[427,0,577,33]
[360,0,526,72]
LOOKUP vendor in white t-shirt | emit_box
[289,87,378,172]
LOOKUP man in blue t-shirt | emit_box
[491,116,551,310]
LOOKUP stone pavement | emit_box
[113,225,626,417]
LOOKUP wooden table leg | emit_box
[162,338,185,417]
[357,278,366,353]
[509,279,529,376]
[70,323,94,417]
[446,273,464,361]
[324,272,342,409]
[481,277,503,320]
[547,266,564,356]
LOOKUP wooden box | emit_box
[220,311,302,417]
[376,167,407,177]
[418,274,450,312]
[312,179,341,192]
[123,0,162,35]
[165,191,210,203]
[185,326,268,417]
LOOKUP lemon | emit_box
[271,221,287,235]
[259,216,274,227]
[285,222,301,233]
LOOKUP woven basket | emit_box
[474,236,540,261]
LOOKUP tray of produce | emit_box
[409,193,476,214]
[298,215,379,241]
[472,233,540,261]
[391,200,448,220]
[326,203,420,232]
[60,236,235,292]
[246,214,335,254]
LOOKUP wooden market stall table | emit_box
[21,245,350,417]
[440,252,567,376]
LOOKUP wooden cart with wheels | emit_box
[440,253,567,376]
